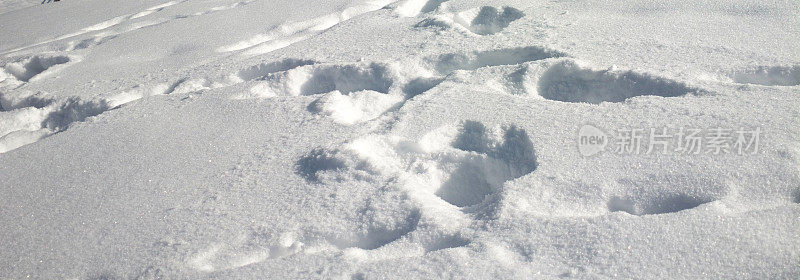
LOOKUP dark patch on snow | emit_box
[296,148,346,182]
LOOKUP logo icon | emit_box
[578,124,608,157]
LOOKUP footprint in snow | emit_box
[187,229,304,272]
[0,94,110,153]
[415,5,525,36]
[1,54,75,84]
[727,65,799,87]
[0,78,191,154]
[607,175,729,215]
[297,120,538,210]
[236,59,414,125]
[535,59,701,103]
[289,121,537,258]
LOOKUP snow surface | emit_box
[0,0,798,278]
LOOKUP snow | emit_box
[0,0,798,278]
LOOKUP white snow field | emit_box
[0,0,798,278]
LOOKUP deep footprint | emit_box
[537,60,698,103]
[296,148,347,182]
[0,95,114,153]
[730,65,799,86]
[41,97,110,132]
[469,6,524,35]
[0,94,53,112]
[432,46,567,74]
[252,62,394,97]
[607,175,728,215]
[437,121,538,207]
[3,55,72,82]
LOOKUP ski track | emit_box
[217,0,396,55]
[1,0,257,56]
